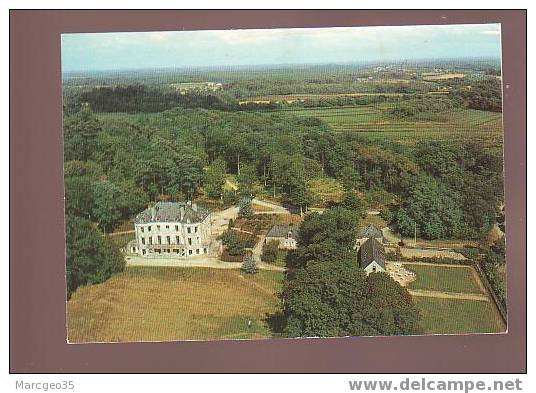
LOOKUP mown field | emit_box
[405,264,483,294]
[67,267,284,342]
[67,263,505,342]
[404,263,506,334]
[414,297,505,334]
[279,106,503,146]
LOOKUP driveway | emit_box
[210,205,239,237]
[126,254,285,271]
[252,198,290,215]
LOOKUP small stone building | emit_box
[265,224,300,250]
[358,237,386,275]
[355,224,384,252]
[131,201,212,258]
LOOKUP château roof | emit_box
[359,237,386,270]
[135,202,210,224]
[357,225,383,239]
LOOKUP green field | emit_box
[405,264,483,294]
[279,106,503,145]
[414,297,505,334]
[67,267,284,342]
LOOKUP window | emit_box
[188,238,192,245]
[166,236,171,244]
[157,225,161,231]
[140,226,144,233]
[156,249,161,254]
[203,248,207,254]
[148,226,151,232]
[187,227,191,234]
[175,225,179,231]
[141,237,145,245]
[194,226,198,233]
[196,249,200,254]
[175,249,179,254]
[158,236,162,244]
[188,250,193,255]
[149,237,153,245]
[142,249,146,255]
[166,225,169,229]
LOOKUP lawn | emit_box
[405,264,483,294]
[67,267,284,343]
[308,177,345,206]
[414,297,505,334]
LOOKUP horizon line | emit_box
[62,56,502,75]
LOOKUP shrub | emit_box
[261,240,280,263]
[238,197,254,218]
[241,255,259,274]
[222,189,238,205]
[219,229,256,256]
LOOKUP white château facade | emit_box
[131,201,212,257]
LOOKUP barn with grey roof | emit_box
[358,237,386,274]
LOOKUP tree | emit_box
[287,178,314,215]
[338,192,367,219]
[238,197,254,218]
[63,107,101,162]
[339,165,363,191]
[241,255,259,274]
[282,259,421,337]
[261,240,280,263]
[92,180,123,233]
[365,273,421,335]
[65,176,95,218]
[66,214,125,299]
[117,180,149,217]
[394,175,463,240]
[204,158,226,199]
[237,162,257,198]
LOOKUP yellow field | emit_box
[67,267,284,343]
[422,73,466,81]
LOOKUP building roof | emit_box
[135,201,210,224]
[357,224,383,239]
[266,223,300,238]
[358,237,386,270]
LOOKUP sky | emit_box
[61,24,502,73]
